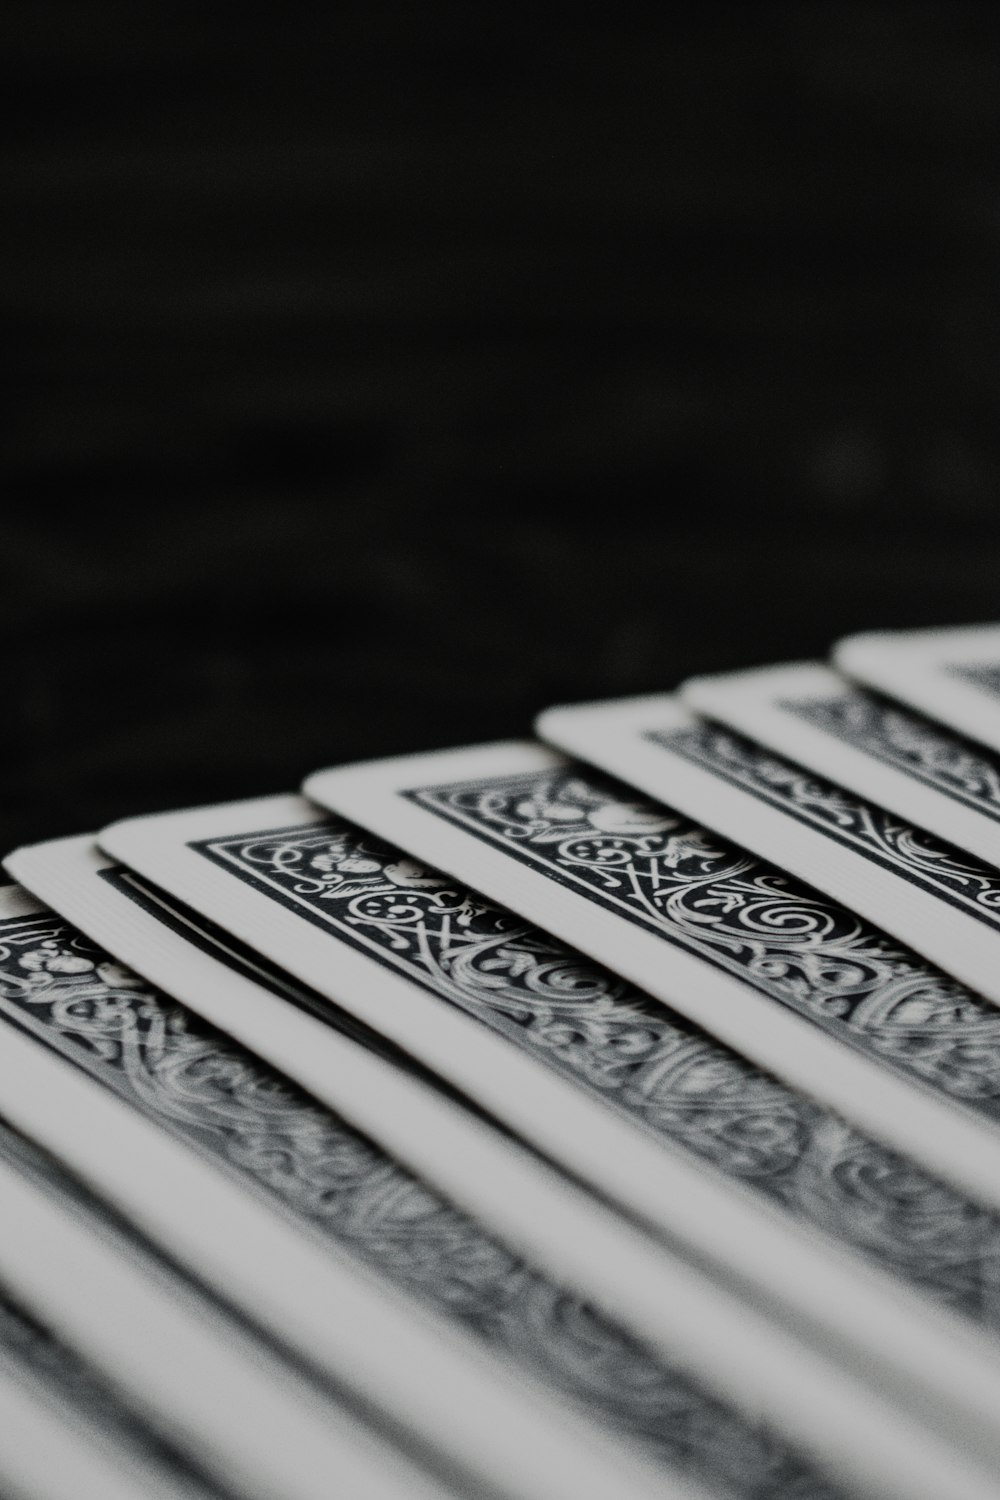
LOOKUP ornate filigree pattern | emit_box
[195,820,1000,1326]
[648,724,1000,925]
[100,867,419,1077]
[0,911,833,1499]
[784,691,1000,823]
[397,767,1000,1127]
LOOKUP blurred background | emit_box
[5,3,1000,849]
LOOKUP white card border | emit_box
[0,1350,196,1500]
[0,874,673,1500]
[836,625,1000,751]
[94,781,1000,1364]
[0,1130,451,1500]
[546,691,1000,1008]
[83,788,1000,1496]
[309,740,1000,1218]
[680,661,1000,870]
[4,827,886,1493]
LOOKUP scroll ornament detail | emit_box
[0,912,830,1498]
[651,724,1000,918]
[787,691,1000,817]
[404,768,1000,1123]
[203,821,1000,1326]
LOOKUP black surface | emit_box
[5,4,1000,850]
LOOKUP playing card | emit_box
[0,884,683,1500]
[677,661,1000,871]
[5,835,889,1500]
[0,1288,219,1500]
[0,1373,173,1500]
[24,847,991,1500]
[0,1108,457,1500]
[541,692,1000,1010]
[836,625,1000,752]
[12,831,690,1350]
[302,745,1000,1216]
[89,792,1000,1489]
[1,852,869,1500]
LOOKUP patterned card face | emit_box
[650,723,1000,927]
[99,780,1000,1495]
[676,662,1000,883]
[0,1069,474,1500]
[540,688,1000,1010]
[400,765,1000,1123]
[0,901,838,1500]
[180,816,1000,1331]
[783,692,1000,822]
[100,864,437,1083]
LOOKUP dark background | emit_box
[5,4,1000,849]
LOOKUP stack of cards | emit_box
[6,623,1000,1499]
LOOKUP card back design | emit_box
[783,693,1000,823]
[650,724,1000,928]
[100,865,432,1082]
[0,904,827,1499]
[396,766,1000,1125]
[187,817,1000,1327]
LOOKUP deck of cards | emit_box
[5,622,1000,1499]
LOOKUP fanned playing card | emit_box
[4,839,862,1500]
[0,1086,452,1500]
[84,787,1000,1498]
[11,610,1000,1499]
[7,834,874,1500]
[837,625,1000,751]
[0,880,686,1500]
[22,831,1000,1500]
[540,690,1000,1008]
[303,744,1000,1213]
[677,661,1000,871]
[0,1287,223,1500]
